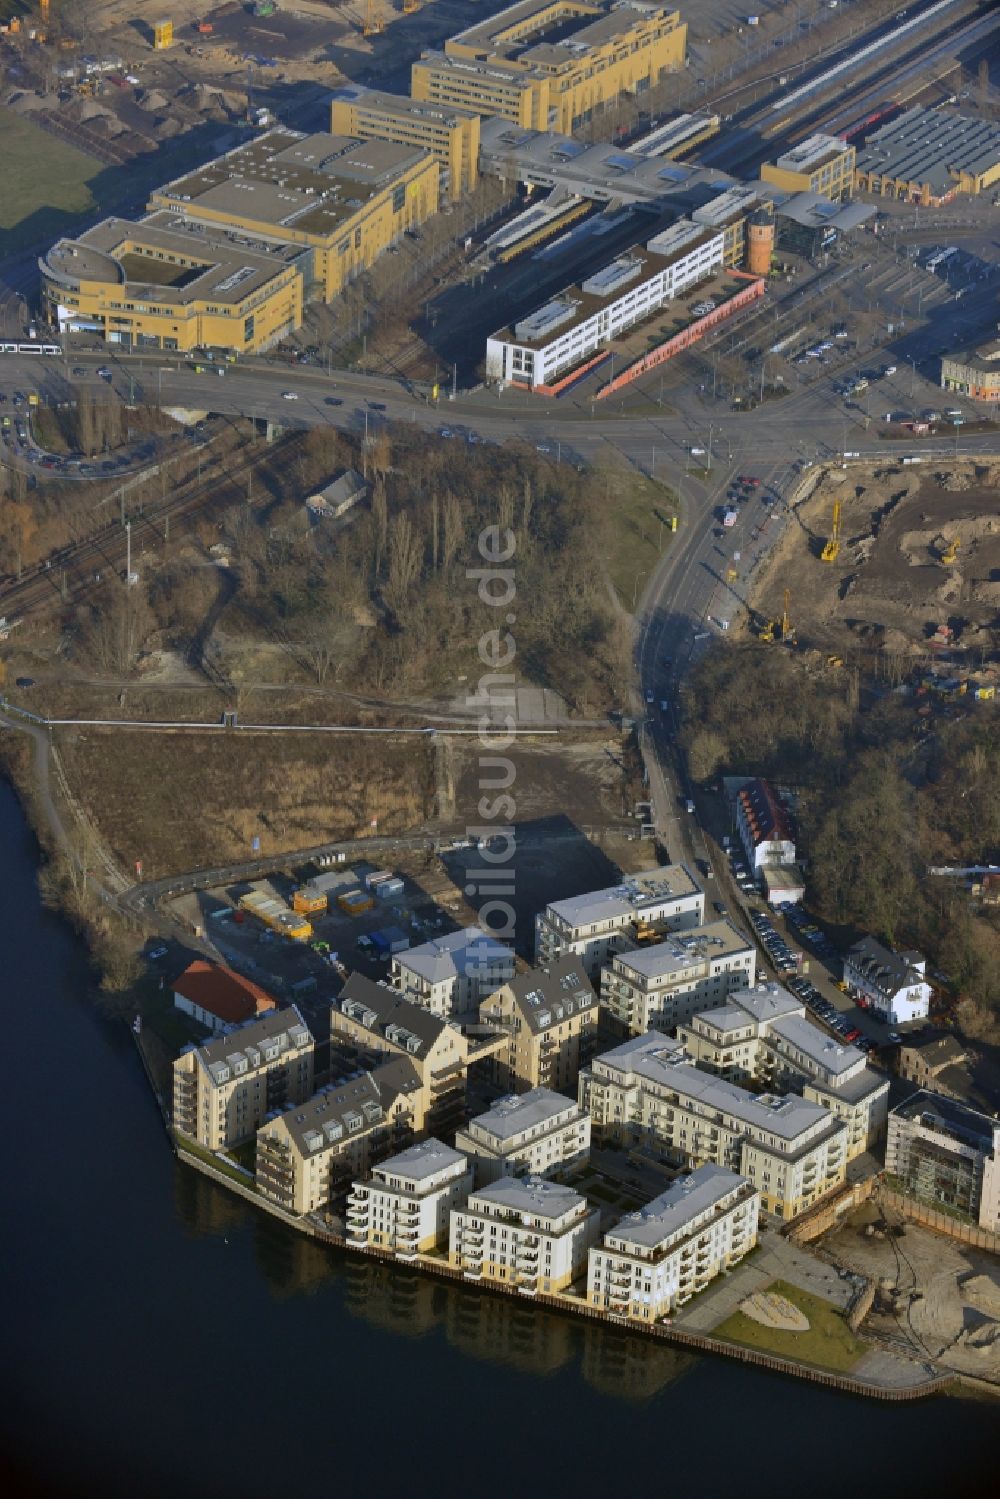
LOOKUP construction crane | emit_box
[363,0,383,35]
[941,535,961,565]
[780,588,796,646]
[820,499,842,563]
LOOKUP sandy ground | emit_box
[749,460,1000,670]
[824,1198,1000,1385]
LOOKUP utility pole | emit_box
[452,362,457,401]
[126,520,132,583]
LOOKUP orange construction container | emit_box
[338,889,374,915]
[293,890,327,915]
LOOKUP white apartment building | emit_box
[580,1032,849,1221]
[677,983,890,1159]
[172,1005,315,1150]
[601,919,756,1035]
[345,1139,473,1259]
[535,865,704,980]
[455,1087,591,1185]
[735,778,796,871]
[587,1165,759,1321]
[449,1176,601,1294]
[485,221,724,388]
[843,937,931,1027]
[392,925,515,1019]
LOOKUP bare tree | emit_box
[384,512,423,621]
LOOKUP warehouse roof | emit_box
[856,106,1000,197]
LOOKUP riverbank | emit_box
[171,1123,960,1404]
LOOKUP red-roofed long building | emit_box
[173,960,277,1034]
[735,779,796,872]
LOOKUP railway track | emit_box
[0,430,308,620]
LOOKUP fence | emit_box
[881,1188,1000,1253]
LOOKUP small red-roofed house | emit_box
[173,960,277,1034]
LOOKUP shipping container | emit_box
[292,889,328,915]
[338,889,375,914]
[363,868,393,890]
[374,876,405,899]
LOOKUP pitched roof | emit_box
[737,778,795,848]
[337,972,453,1058]
[173,959,277,1025]
[490,955,596,1032]
[397,926,513,986]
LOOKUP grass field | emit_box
[601,468,677,611]
[713,1279,868,1373]
[0,107,100,253]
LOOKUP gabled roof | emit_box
[737,778,794,848]
[174,959,276,1025]
[337,972,454,1058]
[397,926,513,986]
[488,955,596,1032]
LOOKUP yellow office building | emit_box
[149,129,440,302]
[40,214,304,354]
[330,87,481,200]
[760,133,856,202]
[412,0,687,136]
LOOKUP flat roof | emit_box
[856,106,1000,195]
[397,926,513,986]
[541,864,701,931]
[614,919,752,981]
[331,84,480,127]
[605,1164,751,1252]
[448,0,677,69]
[373,1138,468,1184]
[468,1174,589,1222]
[595,1032,838,1145]
[42,214,298,307]
[467,1087,581,1145]
[774,133,850,173]
[151,128,429,241]
[769,1013,864,1080]
[727,982,802,1027]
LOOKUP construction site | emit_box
[746,458,1000,698]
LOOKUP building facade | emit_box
[601,919,756,1035]
[478,955,598,1093]
[331,973,491,1137]
[760,134,855,201]
[677,983,890,1160]
[255,1058,423,1215]
[330,86,480,199]
[148,129,439,304]
[940,343,1000,404]
[534,864,704,979]
[412,1,687,136]
[486,222,725,389]
[455,1088,591,1184]
[843,938,931,1026]
[172,1006,314,1150]
[854,106,1000,204]
[40,214,304,353]
[172,959,276,1034]
[587,1165,759,1321]
[886,1090,1000,1232]
[735,778,796,871]
[580,1032,849,1221]
[345,1139,473,1258]
[449,1176,601,1293]
[391,926,515,1019]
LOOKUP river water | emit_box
[0,780,994,1498]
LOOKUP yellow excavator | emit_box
[820,499,842,563]
[941,535,961,565]
[363,0,384,35]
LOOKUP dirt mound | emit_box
[962,1272,1000,1319]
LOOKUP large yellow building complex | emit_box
[412,0,687,135]
[40,128,439,354]
[760,133,856,202]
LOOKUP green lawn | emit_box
[600,469,677,611]
[0,107,101,253]
[713,1279,868,1374]
[176,1134,258,1191]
